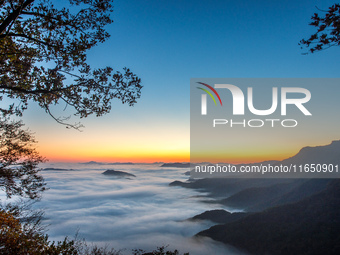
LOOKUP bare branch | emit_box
[43,104,84,130]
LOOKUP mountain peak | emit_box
[282,140,340,166]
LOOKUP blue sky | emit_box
[20,0,340,162]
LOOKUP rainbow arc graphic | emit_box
[196,82,223,106]
[197,82,222,115]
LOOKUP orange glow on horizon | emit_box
[34,125,330,164]
[190,147,299,164]
[44,154,190,163]
[39,147,190,163]
[34,119,191,163]
[42,148,297,164]
[190,153,294,164]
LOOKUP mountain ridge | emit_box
[197,180,340,255]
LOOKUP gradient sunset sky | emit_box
[18,0,340,163]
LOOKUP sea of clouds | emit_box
[30,163,245,255]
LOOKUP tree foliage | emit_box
[133,246,189,255]
[0,0,142,128]
[300,4,340,53]
[0,209,81,254]
[0,117,45,199]
[1,207,188,255]
[0,1,147,253]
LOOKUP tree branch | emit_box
[0,84,83,95]
[20,10,60,21]
[20,10,88,36]
[315,6,329,12]
[43,104,83,130]
[0,0,35,35]
[0,85,60,94]
[0,33,54,47]
[58,70,81,79]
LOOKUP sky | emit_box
[17,0,340,163]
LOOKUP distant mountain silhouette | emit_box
[171,140,340,198]
[220,182,300,211]
[189,140,340,178]
[189,209,248,224]
[80,161,135,165]
[102,170,136,178]
[197,180,340,255]
[43,168,75,171]
[170,141,340,253]
[281,140,340,166]
[80,161,103,165]
[161,163,190,168]
[169,178,295,197]
[220,179,331,212]
[107,162,135,165]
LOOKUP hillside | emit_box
[169,178,295,197]
[220,179,331,212]
[197,180,340,255]
[189,209,248,224]
[281,140,340,166]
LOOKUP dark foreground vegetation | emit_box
[0,207,188,255]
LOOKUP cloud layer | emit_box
[34,163,245,255]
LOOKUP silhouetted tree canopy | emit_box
[300,4,340,54]
[0,118,45,199]
[0,0,142,129]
